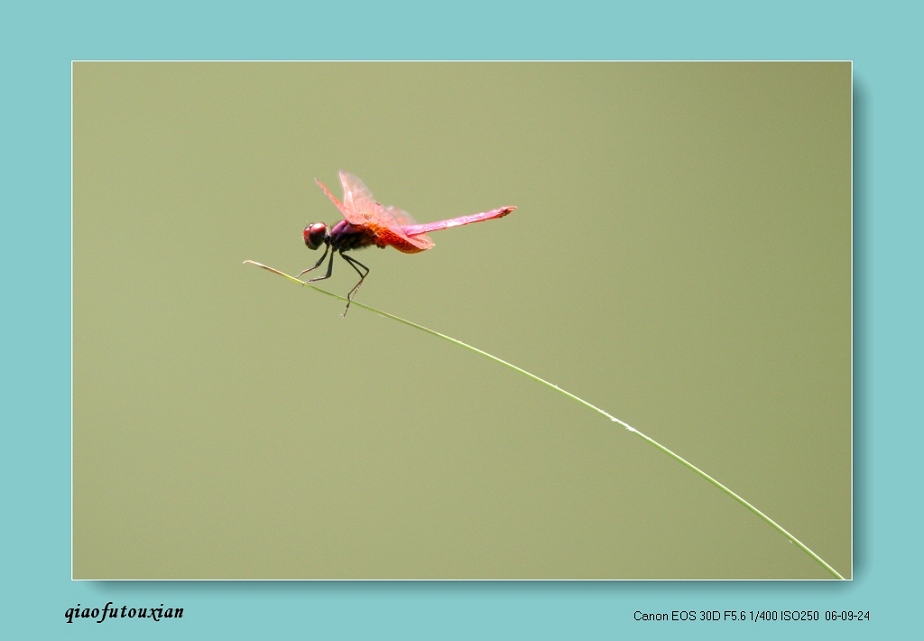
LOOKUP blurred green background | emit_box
[73,62,850,579]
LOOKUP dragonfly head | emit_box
[303,223,328,250]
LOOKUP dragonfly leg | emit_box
[339,252,370,316]
[298,245,331,279]
[305,248,336,284]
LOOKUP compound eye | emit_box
[303,223,328,249]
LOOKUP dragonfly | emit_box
[300,171,517,315]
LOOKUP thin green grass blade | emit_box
[244,259,845,580]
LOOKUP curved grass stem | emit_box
[244,259,845,580]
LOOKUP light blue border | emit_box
[3,1,920,637]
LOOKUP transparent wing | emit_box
[383,204,419,228]
[315,178,350,219]
[376,204,434,250]
[337,171,382,223]
[338,171,432,250]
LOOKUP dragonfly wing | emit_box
[384,204,420,228]
[408,232,435,251]
[339,171,384,225]
[339,171,433,251]
[315,178,350,219]
[382,205,434,251]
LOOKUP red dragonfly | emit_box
[301,171,517,315]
